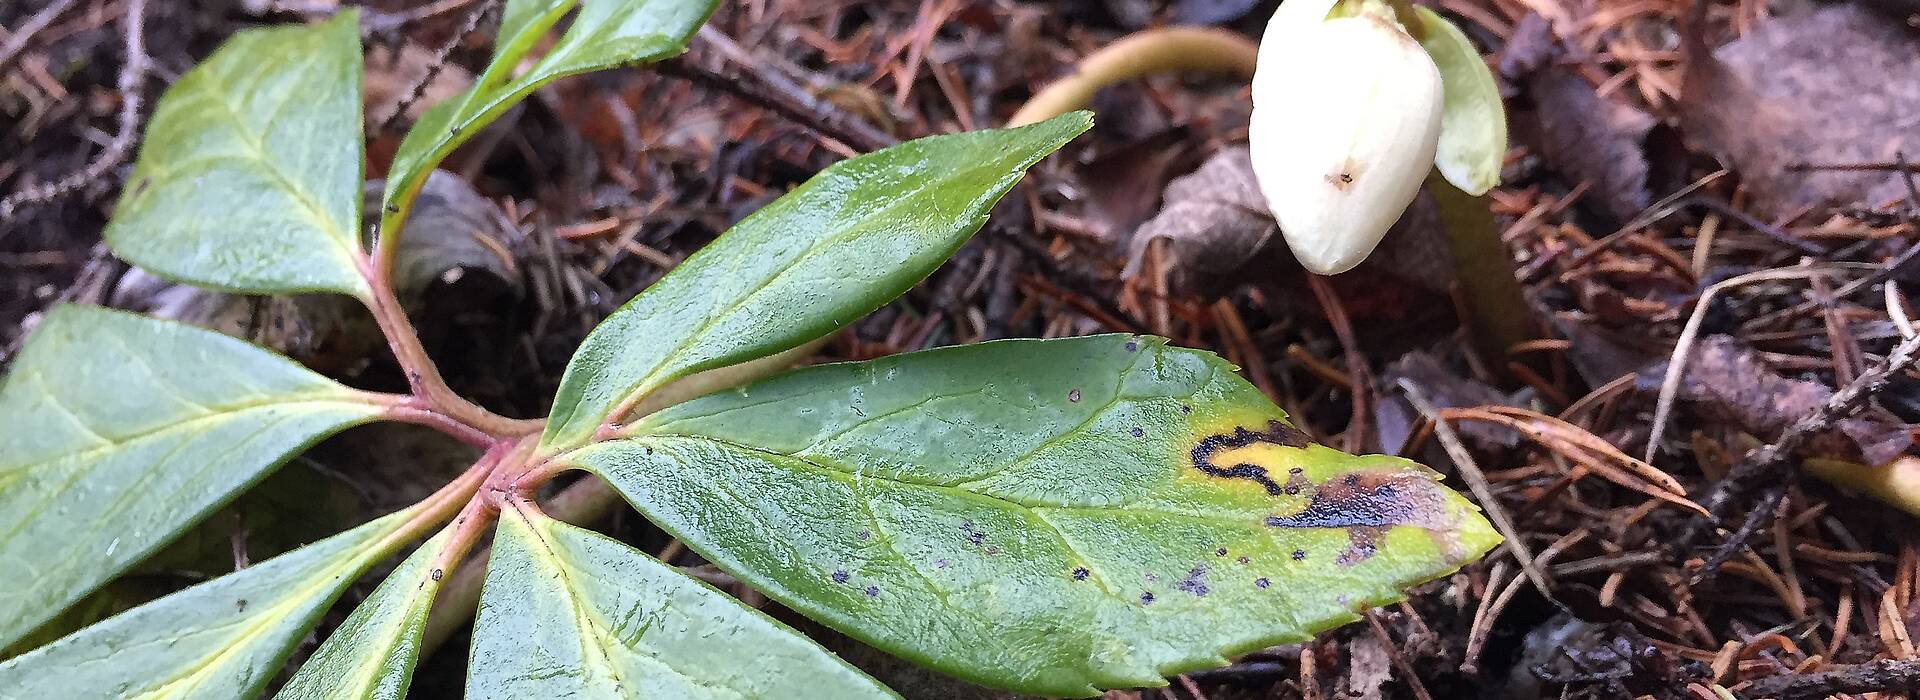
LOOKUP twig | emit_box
[376,0,498,134]
[1743,658,1920,699]
[0,0,149,222]
[657,27,897,153]
[1307,274,1369,453]
[1786,161,1920,174]
[1364,611,1435,700]
[0,0,80,75]
[1400,381,1552,596]
[1643,264,1878,464]
[1678,330,1920,582]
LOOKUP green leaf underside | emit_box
[274,533,451,700]
[104,11,368,297]
[1418,7,1506,196]
[468,506,898,700]
[574,335,1499,696]
[381,0,718,248]
[0,510,412,699]
[541,113,1094,449]
[0,305,384,650]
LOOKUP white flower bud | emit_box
[1249,8,1444,275]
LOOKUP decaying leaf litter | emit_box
[4,0,1920,697]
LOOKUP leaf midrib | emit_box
[514,514,754,699]
[552,141,1031,443]
[0,390,373,477]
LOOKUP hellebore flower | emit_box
[1249,0,1505,275]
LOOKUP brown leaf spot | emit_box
[1264,470,1455,566]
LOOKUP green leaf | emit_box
[104,11,369,298]
[541,113,1094,449]
[468,504,898,699]
[0,305,385,649]
[274,532,451,700]
[1417,7,1505,196]
[574,335,1499,696]
[0,509,415,698]
[381,0,718,248]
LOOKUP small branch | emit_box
[0,0,81,74]
[376,0,498,134]
[0,0,149,222]
[1743,659,1920,699]
[1400,380,1551,596]
[655,26,897,153]
[1678,330,1920,582]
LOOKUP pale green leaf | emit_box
[1418,7,1505,195]
[541,114,1093,449]
[274,533,451,700]
[577,335,1499,696]
[0,510,414,699]
[468,505,898,699]
[104,11,369,297]
[380,0,718,248]
[0,305,385,649]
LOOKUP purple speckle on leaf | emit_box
[1073,567,1090,581]
[1256,577,1270,589]
[865,585,880,597]
[831,570,850,584]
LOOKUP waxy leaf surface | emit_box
[381,0,717,248]
[0,511,411,698]
[0,305,384,649]
[577,335,1499,696]
[104,11,369,297]
[468,506,897,699]
[542,113,1092,448]
[1419,7,1506,195]
[275,533,452,700]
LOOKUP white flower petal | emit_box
[1249,14,1443,275]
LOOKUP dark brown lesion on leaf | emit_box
[1264,470,1453,566]
[1189,420,1312,494]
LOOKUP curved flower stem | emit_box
[355,251,544,439]
[1007,27,1257,127]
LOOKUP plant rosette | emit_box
[0,3,1500,698]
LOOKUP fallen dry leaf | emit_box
[1123,147,1454,297]
[1679,4,1920,216]
[1527,66,1656,222]
[1648,335,1913,464]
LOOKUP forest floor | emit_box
[5,0,1920,698]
